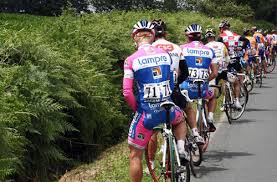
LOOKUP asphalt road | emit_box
[193,69,277,182]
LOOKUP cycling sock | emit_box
[150,160,155,169]
[192,128,199,136]
[177,140,185,152]
[208,112,214,121]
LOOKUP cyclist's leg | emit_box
[181,81,205,144]
[228,61,242,108]
[130,146,144,182]
[128,112,153,182]
[260,50,267,77]
[206,85,217,132]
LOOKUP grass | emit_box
[59,96,225,182]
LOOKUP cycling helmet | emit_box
[251,26,257,32]
[151,19,167,37]
[219,20,230,29]
[185,24,202,35]
[243,28,250,36]
[132,19,155,37]
[205,28,216,38]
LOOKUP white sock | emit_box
[177,140,185,152]
[150,160,155,169]
[208,112,214,120]
[192,128,199,136]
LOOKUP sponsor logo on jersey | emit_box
[187,48,210,56]
[137,133,145,140]
[138,56,168,65]
[156,44,174,51]
[152,66,162,79]
[195,57,203,65]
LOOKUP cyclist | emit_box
[123,19,187,182]
[270,29,277,57]
[151,20,204,139]
[252,27,267,77]
[244,28,258,78]
[179,24,218,134]
[205,28,230,129]
[146,19,190,171]
[218,20,244,109]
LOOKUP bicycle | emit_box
[145,101,190,182]
[221,71,248,124]
[266,50,276,73]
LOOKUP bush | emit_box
[0,10,274,181]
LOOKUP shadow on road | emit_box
[249,92,260,95]
[245,108,277,112]
[261,85,273,89]
[231,119,257,124]
[193,150,253,178]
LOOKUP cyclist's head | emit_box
[151,19,167,39]
[271,29,276,34]
[243,28,251,36]
[185,24,202,41]
[132,19,155,47]
[219,20,230,32]
[205,28,216,41]
[263,29,268,35]
[251,26,257,33]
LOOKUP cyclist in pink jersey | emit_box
[123,19,187,182]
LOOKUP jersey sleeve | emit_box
[123,58,137,112]
[177,58,189,85]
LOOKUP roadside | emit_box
[59,110,226,182]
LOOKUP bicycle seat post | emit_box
[160,101,175,129]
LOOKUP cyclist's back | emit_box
[152,38,182,84]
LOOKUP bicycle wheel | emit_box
[169,136,190,182]
[266,56,276,73]
[145,139,163,182]
[255,63,263,88]
[229,84,247,120]
[186,134,202,169]
[245,77,254,93]
[224,85,233,124]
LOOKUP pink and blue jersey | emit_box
[123,44,181,149]
[179,41,216,99]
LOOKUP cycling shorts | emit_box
[228,60,243,72]
[128,107,182,149]
[171,86,187,109]
[258,50,265,61]
[215,71,228,85]
[248,56,256,65]
[179,81,214,100]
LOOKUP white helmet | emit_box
[227,72,237,83]
[185,24,202,34]
[132,19,155,37]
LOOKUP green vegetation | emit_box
[0,10,275,181]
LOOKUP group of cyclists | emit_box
[122,18,277,182]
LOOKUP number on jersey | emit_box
[188,68,209,80]
[143,81,171,102]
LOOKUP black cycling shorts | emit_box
[171,86,187,109]
[215,71,228,85]
[228,60,243,72]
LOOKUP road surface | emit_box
[194,70,277,182]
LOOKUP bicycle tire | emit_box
[224,84,232,124]
[168,136,176,182]
[266,56,276,73]
[229,84,247,120]
[245,77,254,93]
[145,142,160,182]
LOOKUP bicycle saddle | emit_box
[160,101,176,111]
